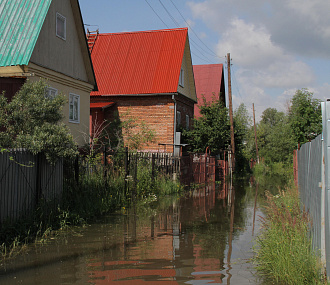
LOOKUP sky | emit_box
[79,0,330,120]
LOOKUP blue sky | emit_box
[79,0,330,120]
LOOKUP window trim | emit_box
[69,93,80,123]
[56,12,66,40]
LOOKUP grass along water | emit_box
[253,186,326,284]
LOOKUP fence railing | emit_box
[297,101,330,274]
[0,149,63,224]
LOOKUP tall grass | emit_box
[254,187,325,284]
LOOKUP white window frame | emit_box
[69,93,80,123]
[56,12,66,40]
[179,68,184,87]
[45,87,58,99]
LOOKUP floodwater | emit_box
[0,179,267,284]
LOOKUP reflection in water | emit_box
[0,180,265,284]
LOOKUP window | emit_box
[69,93,80,123]
[56,13,66,40]
[176,111,181,127]
[45,87,58,99]
[179,68,184,87]
[186,115,190,130]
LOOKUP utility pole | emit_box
[252,103,259,163]
[227,53,235,169]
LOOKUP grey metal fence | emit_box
[297,101,330,274]
[297,135,323,253]
[0,149,63,224]
[322,101,330,274]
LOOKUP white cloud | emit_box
[215,18,283,68]
[188,0,330,58]
[187,0,329,117]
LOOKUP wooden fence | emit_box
[123,151,225,186]
[0,148,228,226]
[0,149,63,224]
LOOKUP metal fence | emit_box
[297,101,330,273]
[0,149,63,224]
[297,135,323,254]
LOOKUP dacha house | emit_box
[0,0,97,146]
[88,27,197,153]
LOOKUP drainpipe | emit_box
[172,94,177,154]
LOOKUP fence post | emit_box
[103,145,107,183]
[74,155,79,185]
[321,101,329,275]
[35,152,42,206]
[152,153,155,182]
[124,147,129,193]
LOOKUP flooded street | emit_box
[0,180,266,284]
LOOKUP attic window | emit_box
[56,13,66,40]
[179,68,184,87]
[45,87,58,99]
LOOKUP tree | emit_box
[183,99,230,154]
[233,103,252,171]
[258,108,295,163]
[0,80,77,162]
[288,88,322,145]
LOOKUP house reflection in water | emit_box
[86,182,233,284]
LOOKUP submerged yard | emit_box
[0,180,266,284]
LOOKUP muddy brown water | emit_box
[0,180,266,284]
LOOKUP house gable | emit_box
[30,0,95,87]
[193,64,226,118]
[177,36,197,103]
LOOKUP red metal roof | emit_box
[193,64,225,118]
[90,102,115,109]
[89,28,188,96]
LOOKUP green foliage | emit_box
[253,161,293,191]
[233,103,252,172]
[254,187,324,284]
[257,108,296,163]
[184,99,230,153]
[0,80,77,163]
[288,88,322,145]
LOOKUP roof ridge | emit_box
[98,27,188,37]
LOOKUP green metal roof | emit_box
[0,0,52,67]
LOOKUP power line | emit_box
[158,0,180,27]
[146,0,213,63]
[146,0,224,64]
[169,0,225,60]
[159,0,212,59]
[144,0,169,28]
[231,64,243,99]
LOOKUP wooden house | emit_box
[88,28,196,153]
[0,0,97,146]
